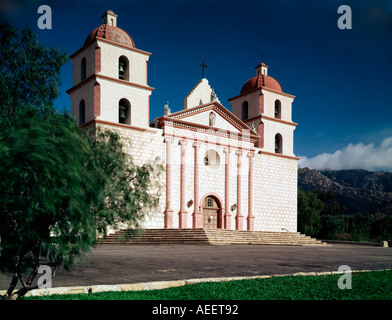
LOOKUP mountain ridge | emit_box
[298,167,392,215]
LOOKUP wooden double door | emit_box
[202,196,220,229]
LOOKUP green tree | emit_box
[0,23,68,129]
[315,190,346,215]
[0,117,163,300]
[0,24,163,300]
[297,190,324,236]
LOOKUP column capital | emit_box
[235,149,243,157]
[223,147,231,154]
[193,141,201,149]
[164,137,174,144]
[247,151,255,158]
[179,139,187,146]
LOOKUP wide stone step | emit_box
[98,228,327,246]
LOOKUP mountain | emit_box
[298,168,392,215]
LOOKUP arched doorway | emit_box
[201,195,222,229]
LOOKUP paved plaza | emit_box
[1,243,391,290]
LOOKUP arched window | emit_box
[81,57,86,81]
[119,98,131,125]
[274,99,281,119]
[118,56,129,81]
[275,133,283,154]
[79,100,86,125]
[203,149,220,169]
[241,101,248,120]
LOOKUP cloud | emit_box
[299,137,392,171]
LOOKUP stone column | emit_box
[223,148,231,229]
[193,142,202,228]
[179,139,188,228]
[247,152,255,231]
[164,137,174,228]
[235,150,244,230]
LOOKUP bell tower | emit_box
[228,62,297,157]
[67,10,154,128]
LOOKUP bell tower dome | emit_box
[228,62,297,157]
[67,10,154,128]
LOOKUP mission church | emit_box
[67,10,299,233]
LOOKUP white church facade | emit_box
[67,11,299,233]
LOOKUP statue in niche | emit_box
[209,112,216,126]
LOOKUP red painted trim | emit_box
[258,150,300,160]
[199,193,224,210]
[258,121,264,149]
[262,86,296,98]
[167,101,256,135]
[70,40,96,59]
[68,74,154,94]
[80,119,159,133]
[93,81,101,117]
[160,117,258,142]
[228,86,295,101]
[96,74,154,91]
[228,88,260,101]
[162,132,256,153]
[179,139,187,228]
[262,115,298,127]
[96,38,152,56]
[223,148,231,230]
[174,105,243,133]
[192,143,202,228]
[259,92,264,114]
[66,74,95,94]
[244,115,262,123]
[95,45,101,74]
[236,151,243,230]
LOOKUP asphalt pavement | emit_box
[1,243,391,290]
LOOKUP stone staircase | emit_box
[98,228,327,246]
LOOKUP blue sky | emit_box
[2,0,392,170]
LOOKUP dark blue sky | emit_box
[2,0,392,170]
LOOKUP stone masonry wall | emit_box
[94,121,297,233]
[253,153,298,232]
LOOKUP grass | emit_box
[22,270,392,300]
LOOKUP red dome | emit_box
[241,74,282,94]
[85,24,135,48]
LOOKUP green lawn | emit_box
[23,270,392,300]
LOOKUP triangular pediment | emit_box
[163,101,258,136]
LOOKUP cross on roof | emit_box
[200,61,207,78]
